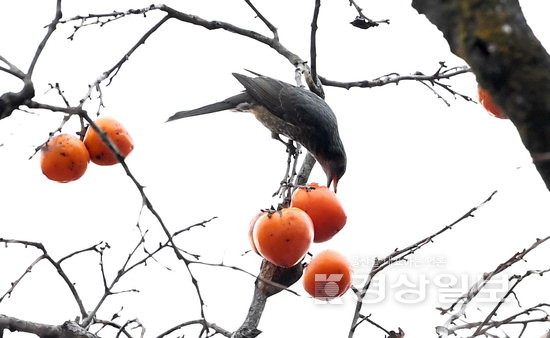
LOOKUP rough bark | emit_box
[0,316,98,338]
[232,260,303,338]
[412,0,550,190]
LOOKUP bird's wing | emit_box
[232,72,338,134]
[232,73,287,117]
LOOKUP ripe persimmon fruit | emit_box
[291,183,347,243]
[248,211,266,255]
[83,117,134,165]
[253,207,314,268]
[40,134,90,183]
[303,249,352,300]
[477,86,507,119]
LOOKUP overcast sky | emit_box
[1,1,550,337]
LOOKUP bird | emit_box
[167,73,347,191]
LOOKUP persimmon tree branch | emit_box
[28,0,62,77]
[0,55,25,79]
[348,0,390,30]
[436,236,550,337]
[244,0,278,40]
[0,238,90,319]
[0,0,63,119]
[0,316,98,338]
[1,2,485,338]
[310,0,321,84]
[0,5,210,331]
[472,268,550,337]
[320,63,472,104]
[1,217,223,337]
[348,190,498,338]
[38,9,210,324]
[156,319,232,338]
[411,0,550,191]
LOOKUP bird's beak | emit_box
[327,175,339,193]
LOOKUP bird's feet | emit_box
[271,133,297,156]
[272,138,301,201]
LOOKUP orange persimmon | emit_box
[248,211,266,255]
[40,134,90,183]
[291,183,347,243]
[84,117,134,165]
[303,249,352,300]
[477,86,507,119]
[252,208,314,267]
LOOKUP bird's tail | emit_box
[166,93,248,122]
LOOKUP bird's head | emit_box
[320,151,346,193]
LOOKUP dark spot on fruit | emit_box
[60,152,67,157]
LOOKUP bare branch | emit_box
[320,64,471,89]
[58,242,103,264]
[27,0,62,77]
[0,316,98,338]
[156,319,231,338]
[437,237,550,337]
[354,314,391,335]
[441,304,550,336]
[92,319,134,338]
[348,190,497,338]
[310,0,321,82]
[0,254,46,303]
[0,55,25,79]
[159,5,305,69]
[190,260,302,297]
[60,5,159,40]
[473,268,550,336]
[0,238,88,319]
[348,0,390,29]
[78,14,171,111]
[244,0,279,40]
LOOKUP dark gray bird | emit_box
[167,73,346,191]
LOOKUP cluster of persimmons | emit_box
[40,117,133,182]
[37,86,500,301]
[249,183,353,300]
[244,85,504,301]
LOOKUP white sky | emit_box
[1,1,550,337]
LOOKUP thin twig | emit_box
[0,239,88,318]
[27,0,62,77]
[156,319,231,338]
[348,190,497,338]
[348,0,390,27]
[320,65,470,89]
[437,237,550,338]
[310,0,321,82]
[244,0,278,40]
